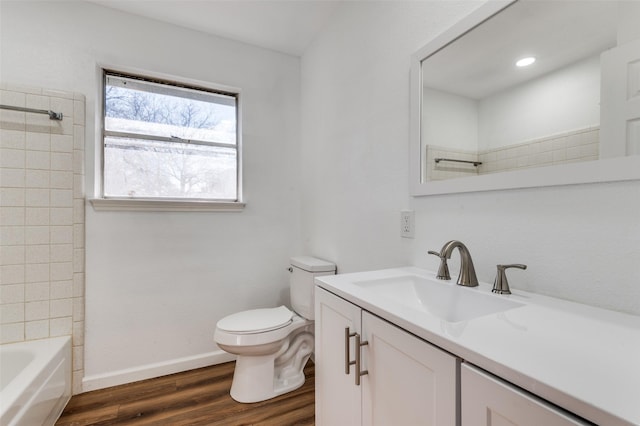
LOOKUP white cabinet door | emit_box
[316,288,459,426]
[600,38,640,158]
[315,287,362,426]
[361,312,459,426]
[461,364,588,426]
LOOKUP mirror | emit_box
[410,0,640,196]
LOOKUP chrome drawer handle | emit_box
[354,333,368,386]
[345,327,356,374]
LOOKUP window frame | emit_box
[91,68,244,212]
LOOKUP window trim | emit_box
[89,198,245,212]
[93,67,244,211]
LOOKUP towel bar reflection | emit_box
[0,104,63,120]
[434,158,482,167]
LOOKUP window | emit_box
[101,71,240,204]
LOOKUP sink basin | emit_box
[353,275,523,322]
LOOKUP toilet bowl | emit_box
[214,256,335,403]
[215,307,313,402]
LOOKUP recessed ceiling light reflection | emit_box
[516,57,536,67]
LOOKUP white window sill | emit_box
[89,198,246,212]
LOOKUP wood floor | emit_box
[56,361,315,426]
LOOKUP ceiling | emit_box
[423,0,619,100]
[86,0,343,57]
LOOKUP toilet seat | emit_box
[215,312,310,349]
[217,306,293,334]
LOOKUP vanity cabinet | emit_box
[315,267,637,425]
[315,287,362,426]
[461,364,588,426]
[315,287,458,425]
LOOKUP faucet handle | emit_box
[500,264,527,270]
[428,250,451,280]
[492,264,527,295]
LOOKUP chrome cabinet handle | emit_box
[344,327,356,374]
[354,333,368,386]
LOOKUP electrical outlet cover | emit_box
[401,210,414,238]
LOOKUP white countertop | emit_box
[315,267,640,426]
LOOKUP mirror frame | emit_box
[410,0,640,196]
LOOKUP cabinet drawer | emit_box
[461,364,589,426]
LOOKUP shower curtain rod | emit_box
[0,104,63,120]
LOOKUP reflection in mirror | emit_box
[420,0,640,183]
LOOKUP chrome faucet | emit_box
[429,240,478,287]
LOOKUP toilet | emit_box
[214,256,336,403]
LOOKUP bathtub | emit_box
[0,336,71,426]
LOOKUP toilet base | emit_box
[230,357,308,403]
[229,329,313,403]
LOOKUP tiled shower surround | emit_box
[0,83,85,394]
[426,126,600,181]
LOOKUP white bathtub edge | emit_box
[82,350,235,392]
[0,336,72,426]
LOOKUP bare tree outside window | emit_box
[103,72,239,201]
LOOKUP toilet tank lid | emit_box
[290,256,336,273]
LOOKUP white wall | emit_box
[618,1,640,45]
[422,55,600,153]
[478,55,601,150]
[301,1,640,316]
[1,1,302,389]
[423,87,478,151]
[300,1,484,273]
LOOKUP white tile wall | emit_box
[426,127,600,181]
[479,127,600,175]
[0,83,85,394]
[425,145,480,181]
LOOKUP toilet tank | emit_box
[289,256,336,320]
